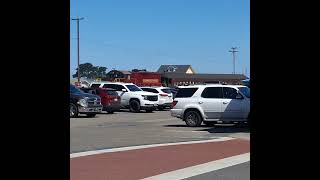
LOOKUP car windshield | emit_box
[239,87,250,98]
[161,89,172,94]
[70,85,83,93]
[125,85,142,92]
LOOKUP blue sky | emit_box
[70,0,250,77]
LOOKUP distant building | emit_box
[104,70,161,86]
[157,65,248,87]
[157,65,196,74]
[103,65,248,87]
[105,70,131,82]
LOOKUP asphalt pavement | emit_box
[70,110,249,153]
[70,110,250,180]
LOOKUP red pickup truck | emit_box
[81,87,121,114]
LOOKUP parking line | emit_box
[141,153,250,180]
[70,137,235,158]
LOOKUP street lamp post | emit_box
[71,17,84,84]
[229,47,238,74]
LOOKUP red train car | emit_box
[125,72,162,87]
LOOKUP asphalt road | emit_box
[70,110,249,153]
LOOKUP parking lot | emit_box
[70,110,250,153]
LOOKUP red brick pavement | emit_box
[70,139,250,180]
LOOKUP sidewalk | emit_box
[70,138,250,180]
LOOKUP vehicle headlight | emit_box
[78,98,88,107]
[141,95,148,100]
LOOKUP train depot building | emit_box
[101,65,248,87]
[158,65,248,86]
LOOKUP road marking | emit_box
[70,137,235,158]
[141,153,250,180]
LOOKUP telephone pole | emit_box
[229,47,238,74]
[71,17,84,83]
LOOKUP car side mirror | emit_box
[122,89,127,92]
[236,93,243,99]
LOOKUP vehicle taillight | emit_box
[172,100,178,107]
[159,93,168,96]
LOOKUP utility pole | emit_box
[229,47,238,74]
[71,17,84,83]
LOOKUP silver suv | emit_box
[170,84,250,127]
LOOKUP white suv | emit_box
[90,82,158,113]
[140,87,174,110]
[171,84,250,127]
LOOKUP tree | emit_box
[132,68,147,72]
[73,63,107,79]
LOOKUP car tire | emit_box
[129,100,141,113]
[203,121,217,126]
[86,114,96,118]
[70,103,78,118]
[184,110,202,127]
[145,109,153,113]
[157,106,164,111]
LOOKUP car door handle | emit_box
[223,102,228,104]
[198,101,203,104]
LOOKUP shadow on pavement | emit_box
[164,124,250,133]
[195,126,250,133]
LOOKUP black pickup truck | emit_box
[70,84,103,118]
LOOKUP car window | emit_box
[238,87,250,98]
[141,88,156,93]
[175,88,198,98]
[91,84,101,88]
[102,84,113,89]
[223,87,238,99]
[125,85,142,92]
[70,85,84,93]
[106,90,118,96]
[201,87,223,98]
[141,88,152,92]
[115,85,126,91]
[148,88,159,93]
[161,89,172,94]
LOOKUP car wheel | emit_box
[157,106,164,111]
[70,103,78,118]
[184,110,202,127]
[129,100,141,113]
[145,109,153,113]
[203,121,217,126]
[86,114,96,118]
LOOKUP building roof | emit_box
[162,73,248,80]
[118,70,131,75]
[177,84,247,88]
[157,65,193,73]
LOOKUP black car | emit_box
[70,84,103,118]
